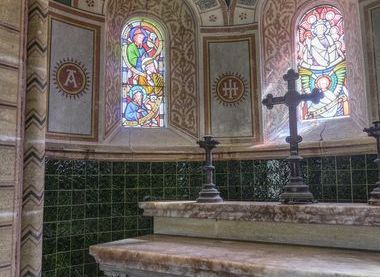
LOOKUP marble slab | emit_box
[140,201,380,226]
[90,234,380,277]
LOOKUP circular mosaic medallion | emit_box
[213,73,248,106]
[53,58,90,98]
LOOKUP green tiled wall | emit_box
[42,154,377,276]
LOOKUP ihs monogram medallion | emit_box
[212,72,248,106]
[53,58,90,99]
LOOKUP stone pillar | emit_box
[21,0,48,275]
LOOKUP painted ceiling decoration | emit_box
[52,0,260,26]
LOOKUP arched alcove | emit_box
[259,0,368,144]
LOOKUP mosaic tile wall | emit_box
[42,154,377,276]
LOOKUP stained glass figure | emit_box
[297,5,349,120]
[121,18,165,127]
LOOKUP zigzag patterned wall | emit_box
[21,0,48,276]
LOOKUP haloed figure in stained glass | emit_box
[121,18,165,127]
[297,5,349,120]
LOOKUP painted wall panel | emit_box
[48,18,94,136]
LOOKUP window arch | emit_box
[121,18,165,127]
[297,5,349,120]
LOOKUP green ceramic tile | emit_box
[151,162,163,174]
[139,175,151,189]
[322,185,337,202]
[151,174,164,188]
[56,221,71,237]
[97,232,112,244]
[45,175,59,191]
[71,205,85,220]
[58,191,72,206]
[111,203,124,217]
[57,236,71,252]
[352,170,367,185]
[99,175,112,189]
[366,154,377,170]
[367,170,378,184]
[85,204,98,219]
[215,161,228,173]
[99,161,112,175]
[71,220,85,236]
[351,155,366,170]
[98,218,112,233]
[84,233,97,248]
[43,238,56,255]
[321,171,336,185]
[336,156,351,170]
[322,157,336,170]
[113,162,125,175]
[72,190,85,205]
[72,175,86,190]
[72,160,86,175]
[138,162,151,174]
[125,162,139,174]
[163,162,177,174]
[163,175,176,187]
[56,251,71,268]
[86,175,98,189]
[125,189,138,203]
[86,189,99,204]
[70,265,84,277]
[228,160,241,173]
[99,204,112,218]
[42,254,56,272]
[57,206,71,221]
[112,217,124,231]
[43,223,57,240]
[99,189,112,203]
[307,157,322,171]
[125,175,138,189]
[59,175,72,190]
[337,185,352,202]
[86,161,99,175]
[112,231,124,241]
[71,235,85,251]
[337,171,351,185]
[352,185,367,202]
[84,218,98,234]
[112,189,124,203]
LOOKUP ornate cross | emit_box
[262,69,323,204]
[197,136,223,203]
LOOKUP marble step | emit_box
[90,234,380,277]
[140,201,380,251]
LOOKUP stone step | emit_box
[140,201,380,251]
[90,234,380,277]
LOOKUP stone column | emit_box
[21,0,48,275]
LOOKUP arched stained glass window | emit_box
[297,5,349,120]
[121,18,165,127]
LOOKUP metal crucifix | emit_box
[262,69,323,204]
[197,135,223,203]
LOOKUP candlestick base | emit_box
[197,184,223,203]
[280,180,314,204]
[368,184,380,206]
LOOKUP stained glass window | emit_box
[121,18,165,127]
[297,5,349,120]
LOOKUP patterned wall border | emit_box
[21,0,48,276]
[203,33,261,143]
[46,12,100,142]
[362,0,380,121]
